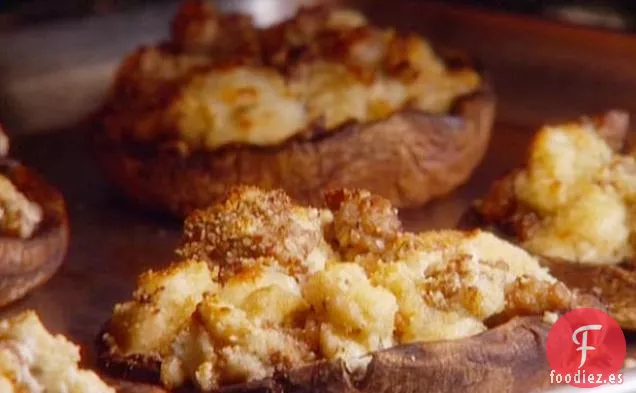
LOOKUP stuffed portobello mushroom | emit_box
[0,126,68,307]
[94,1,494,217]
[460,111,636,330]
[99,186,597,393]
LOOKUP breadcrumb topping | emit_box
[105,2,480,150]
[511,115,636,264]
[0,311,114,393]
[106,186,570,390]
[179,186,334,277]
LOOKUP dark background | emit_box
[3,0,636,31]
[0,0,172,28]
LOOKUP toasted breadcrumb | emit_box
[180,186,334,277]
[324,188,401,258]
[502,277,572,320]
[0,311,114,393]
[107,260,216,355]
[107,3,480,150]
[108,186,572,390]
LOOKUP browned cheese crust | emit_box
[0,129,69,309]
[98,186,596,393]
[93,1,495,217]
[459,110,636,330]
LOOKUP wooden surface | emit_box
[0,0,636,389]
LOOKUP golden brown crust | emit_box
[178,186,331,279]
[98,186,594,392]
[459,110,636,329]
[485,277,572,326]
[0,160,68,307]
[94,0,495,217]
[94,82,494,217]
[103,3,484,148]
[104,316,552,393]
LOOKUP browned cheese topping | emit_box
[105,186,573,391]
[104,1,480,151]
[0,311,114,393]
[476,114,636,266]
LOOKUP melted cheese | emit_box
[174,67,307,148]
[107,187,564,391]
[0,311,114,393]
[111,7,481,150]
[515,121,636,264]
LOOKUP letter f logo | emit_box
[572,324,603,368]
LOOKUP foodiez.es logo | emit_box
[546,308,626,388]
[573,324,602,369]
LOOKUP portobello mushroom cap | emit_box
[0,160,69,307]
[101,316,555,393]
[93,53,495,218]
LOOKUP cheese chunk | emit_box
[109,6,481,150]
[107,187,569,391]
[0,311,114,393]
[514,119,636,264]
[108,260,216,354]
[304,263,398,357]
[174,67,307,148]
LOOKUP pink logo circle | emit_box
[546,308,626,388]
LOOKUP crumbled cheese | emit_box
[0,311,114,393]
[108,260,216,354]
[370,261,487,343]
[515,120,636,264]
[542,311,560,325]
[304,263,398,357]
[522,184,632,264]
[516,124,613,214]
[174,67,307,148]
[107,187,568,390]
[111,6,480,150]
